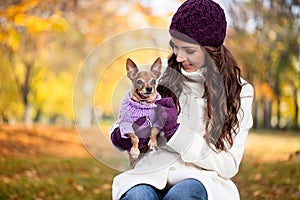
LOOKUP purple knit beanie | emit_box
[170,0,227,47]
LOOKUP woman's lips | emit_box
[182,64,194,70]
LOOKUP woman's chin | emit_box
[183,67,197,72]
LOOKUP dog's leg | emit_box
[129,146,149,169]
[128,133,140,159]
[148,127,159,151]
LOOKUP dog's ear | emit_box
[151,57,162,79]
[126,58,139,80]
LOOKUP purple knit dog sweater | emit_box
[118,91,162,139]
[111,92,180,151]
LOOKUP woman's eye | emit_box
[186,50,196,54]
[150,79,156,85]
[136,80,143,85]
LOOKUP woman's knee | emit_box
[163,179,208,200]
[120,184,160,200]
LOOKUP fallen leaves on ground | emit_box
[0,125,299,200]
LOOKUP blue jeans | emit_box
[120,178,208,200]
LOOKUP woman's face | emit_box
[171,37,205,72]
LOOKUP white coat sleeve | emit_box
[167,83,254,179]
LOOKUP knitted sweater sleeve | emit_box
[167,83,254,179]
[118,96,135,138]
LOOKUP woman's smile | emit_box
[182,63,196,72]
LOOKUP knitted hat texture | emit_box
[170,0,227,47]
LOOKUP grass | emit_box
[234,130,300,200]
[0,156,118,200]
[0,125,299,200]
[234,160,299,200]
[0,125,119,200]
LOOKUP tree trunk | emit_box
[253,101,258,129]
[293,87,299,129]
[22,63,33,127]
[24,103,32,127]
[276,97,281,129]
[263,99,272,129]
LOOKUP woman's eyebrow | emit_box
[182,46,197,49]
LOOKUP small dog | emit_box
[118,57,162,160]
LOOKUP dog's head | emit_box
[126,57,162,103]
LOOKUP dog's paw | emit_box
[148,139,158,151]
[130,147,140,160]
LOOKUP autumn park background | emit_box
[0,0,300,199]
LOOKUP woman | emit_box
[111,0,254,199]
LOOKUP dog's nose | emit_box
[145,86,152,93]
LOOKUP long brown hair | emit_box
[157,44,242,151]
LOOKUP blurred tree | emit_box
[227,0,300,129]
[0,0,177,125]
[0,0,78,125]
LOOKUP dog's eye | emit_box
[136,79,143,85]
[150,79,156,85]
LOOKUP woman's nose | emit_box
[176,54,186,62]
